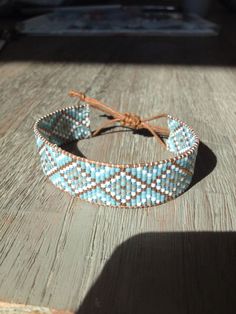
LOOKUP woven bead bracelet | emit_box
[34,90,199,208]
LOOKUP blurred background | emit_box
[0,0,235,64]
[1,0,236,16]
[0,0,235,40]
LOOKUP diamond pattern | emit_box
[35,106,199,207]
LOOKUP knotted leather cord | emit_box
[69,90,170,148]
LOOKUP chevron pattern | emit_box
[35,106,199,207]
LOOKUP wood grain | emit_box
[0,15,236,312]
[0,301,73,314]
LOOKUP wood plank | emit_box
[0,13,236,312]
[0,301,73,314]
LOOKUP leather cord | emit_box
[69,90,170,148]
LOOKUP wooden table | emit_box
[1,14,236,313]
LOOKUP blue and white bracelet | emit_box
[34,91,199,208]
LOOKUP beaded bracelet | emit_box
[34,91,199,208]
